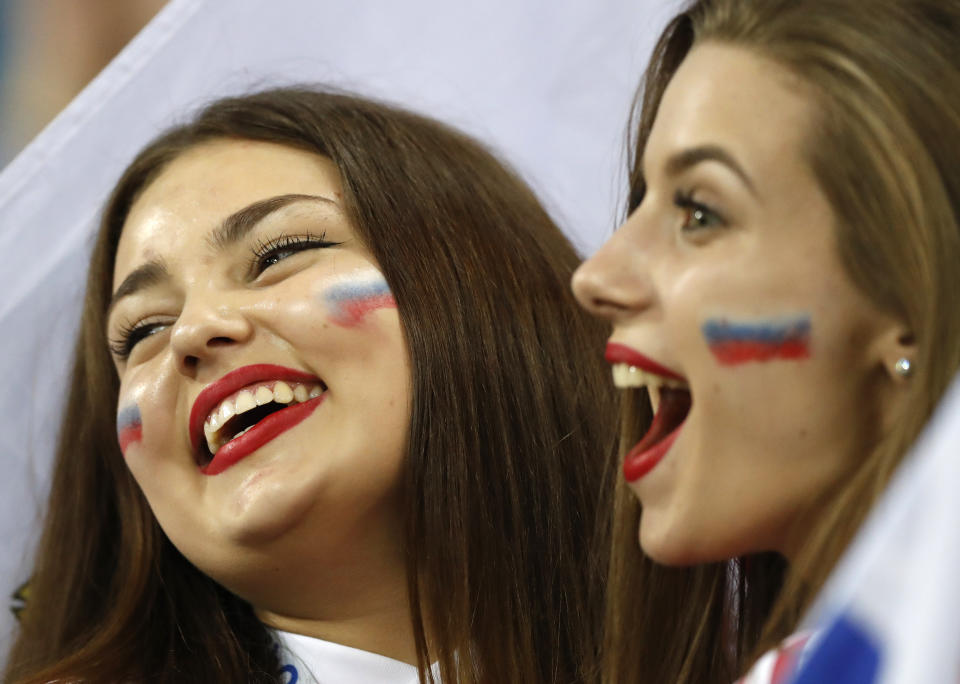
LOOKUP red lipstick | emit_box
[189,364,323,474]
[201,396,323,475]
[623,387,691,482]
[624,425,682,482]
[605,342,685,381]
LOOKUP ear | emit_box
[875,323,917,384]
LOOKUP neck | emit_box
[257,584,418,664]
[251,517,418,664]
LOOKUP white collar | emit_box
[275,629,425,684]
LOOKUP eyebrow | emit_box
[107,193,337,318]
[207,193,338,250]
[664,145,757,196]
[107,259,169,318]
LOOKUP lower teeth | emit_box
[231,424,255,442]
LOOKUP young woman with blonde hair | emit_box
[5,87,617,683]
[573,0,960,681]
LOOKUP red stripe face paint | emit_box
[116,404,143,454]
[702,316,811,365]
[323,276,397,327]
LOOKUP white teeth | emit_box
[209,409,223,431]
[274,381,294,403]
[236,390,256,413]
[255,385,273,406]
[201,380,323,455]
[220,401,235,423]
[649,385,661,413]
[611,362,689,400]
[203,421,218,453]
[612,363,654,388]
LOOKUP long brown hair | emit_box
[4,87,618,683]
[604,1,960,682]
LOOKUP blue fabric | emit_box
[792,615,881,684]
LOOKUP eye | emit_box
[249,232,342,277]
[674,190,725,231]
[108,319,170,360]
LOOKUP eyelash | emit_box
[108,232,341,360]
[673,190,725,231]
[248,232,341,276]
[108,318,169,360]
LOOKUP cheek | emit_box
[691,313,818,440]
[701,315,812,366]
[318,274,397,328]
[116,365,179,462]
[116,403,143,455]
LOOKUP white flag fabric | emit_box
[792,372,960,683]
[0,0,675,664]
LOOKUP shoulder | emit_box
[735,632,816,684]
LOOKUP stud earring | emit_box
[894,357,913,377]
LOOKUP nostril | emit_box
[588,297,631,319]
[206,336,235,348]
[182,355,199,371]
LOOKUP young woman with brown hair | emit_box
[4,87,617,683]
[573,0,960,682]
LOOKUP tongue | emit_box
[632,387,692,455]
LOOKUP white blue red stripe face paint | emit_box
[702,316,811,365]
[322,275,397,327]
[116,404,143,454]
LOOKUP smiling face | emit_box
[108,139,411,613]
[573,43,904,564]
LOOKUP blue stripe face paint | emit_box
[116,403,143,454]
[322,276,396,327]
[702,316,811,365]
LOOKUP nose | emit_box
[572,218,656,322]
[169,294,254,375]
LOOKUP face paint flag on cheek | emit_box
[702,316,811,365]
[116,404,143,454]
[323,276,397,327]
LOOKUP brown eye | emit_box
[674,191,725,231]
[682,205,720,230]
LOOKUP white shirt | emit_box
[275,630,430,684]
[736,632,818,684]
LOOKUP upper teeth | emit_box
[203,381,323,454]
[611,363,687,414]
[611,363,686,390]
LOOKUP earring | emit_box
[894,357,913,377]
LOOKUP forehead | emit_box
[646,42,815,175]
[113,140,343,286]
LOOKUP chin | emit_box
[224,503,313,551]
[164,496,310,577]
[171,518,306,605]
[641,540,704,567]
[638,517,724,567]
[219,464,320,541]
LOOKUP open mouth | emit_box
[197,380,325,468]
[611,363,692,482]
[189,364,328,475]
